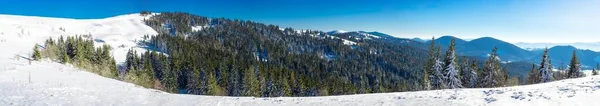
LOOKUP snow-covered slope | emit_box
[0,13,158,65]
[2,59,600,106]
[2,14,600,106]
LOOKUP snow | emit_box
[0,13,158,65]
[327,30,348,34]
[341,39,357,45]
[3,13,600,106]
[4,59,600,105]
[191,25,207,32]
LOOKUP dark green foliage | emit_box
[567,50,582,78]
[134,12,429,96]
[140,11,152,16]
[480,47,506,88]
[32,45,41,61]
[527,63,540,84]
[39,35,118,78]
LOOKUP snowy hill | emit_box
[0,13,158,66]
[2,14,600,106]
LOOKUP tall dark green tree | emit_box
[243,66,260,96]
[527,63,539,84]
[481,47,501,88]
[423,37,436,90]
[567,50,581,78]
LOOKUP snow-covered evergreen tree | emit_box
[460,57,470,87]
[539,48,552,83]
[462,60,478,88]
[443,39,462,89]
[429,46,446,90]
[423,37,436,90]
[481,47,501,88]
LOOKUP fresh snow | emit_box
[191,25,208,32]
[3,60,600,105]
[2,14,600,106]
[0,13,158,65]
[327,30,348,34]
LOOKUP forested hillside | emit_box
[123,12,430,96]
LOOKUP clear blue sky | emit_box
[2,0,599,43]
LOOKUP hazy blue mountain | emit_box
[531,46,600,69]
[426,36,467,47]
[458,37,534,61]
[410,38,427,43]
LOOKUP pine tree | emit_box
[443,39,462,89]
[481,47,501,88]
[32,45,41,61]
[460,57,470,87]
[539,48,552,83]
[423,37,436,90]
[567,50,581,78]
[467,60,479,88]
[61,48,70,64]
[527,63,539,84]
[429,46,445,89]
[243,66,260,97]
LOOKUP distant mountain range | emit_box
[425,36,600,69]
[327,30,600,69]
[515,42,600,51]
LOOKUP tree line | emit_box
[422,37,515,90]
[34,35,118,78]
[526,48,586,84]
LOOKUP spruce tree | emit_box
[527,63,539,84]
[423,37,436,90]
[481,47,501,88]
[460,57,470,88]
[243,66,260,97]
[539,48,552,83]
[567,50,581,78]
[32,45,41,61]
[467,60,478,88]
[443,39,462,89]
[429,46,445,89]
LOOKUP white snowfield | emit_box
[1,13,600,106]
[0,13,158,65]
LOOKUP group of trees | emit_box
[32,12,592,97]
[125,12,437,97]
[33,35,118,78]
[423,38,512,90]
[527,49,585,84]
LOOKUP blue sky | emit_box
[1,0,600,43]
